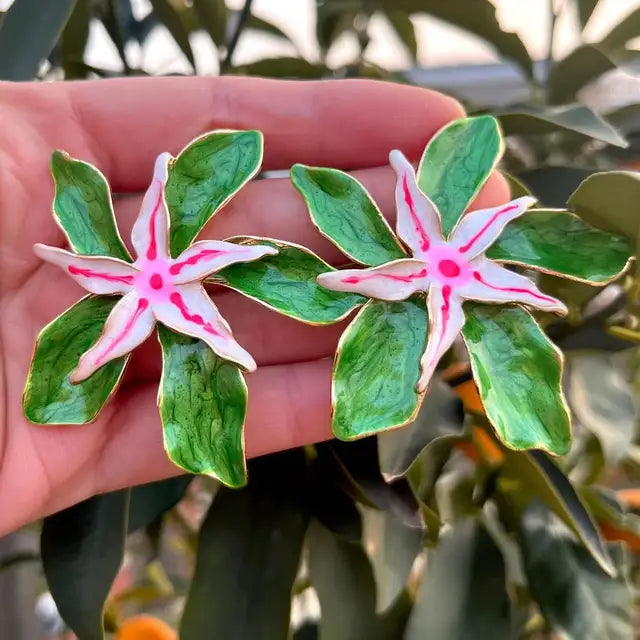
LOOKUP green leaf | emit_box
[332,298,428,439]
[405,518,511,640]
[486,210,633,284]
[418,115,503,237]
[0,0,77,80]
[213,237,365,324]
[377,378,463,481]
[165,130,263,256]
[192,0,226,45]
[51,151,131,261]
[361,507,422,612]
[517,166,593,208]
[128,476,193,532]
[23,296,127,425]
[500,449,614,575]
[157,326,247,487]
[503,172,532,199]
[180,452,309,640]
[567,353,637,464]
[291,164,406,267]
[233,56,329,78]
[315,3,357,55]
[600,8,640,52]
[520,504,633,640]
[148,0,195,70]
[308,520,411,640]
[462,304,571,455]
[549,45,617,105]
[247,14,296,47]
[61,0,91,79]
[568,171,640,242]
[42,492,129,640]
[577,0,599,29]
[384,10,417,60]
[498,104,628,148]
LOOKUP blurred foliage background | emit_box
[1,0,640,638]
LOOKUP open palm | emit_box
[0,76,508,535]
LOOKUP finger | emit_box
[21,77,463,191]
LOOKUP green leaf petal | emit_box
[501,449,614,575]
[568,171,640,242]
[213,237,365,324]
[498,104,628,148]
[384,10,417,60]
[42,492,129,640]
[51,151,131,261]
[247,14,297,48]
[0,0,77,80]
[486,210,633,284]
[232,56,329,78]
[518,166,593,208]
[332,298,428,439]
[148,0,195,70]
[567,353,637,464]
[308,520,411,640]
[60,0,91,79]
[377,378,464,481]
[192,0,227,45]
[462,304,571,455]
[362,507,422,613]
[180,453,309,640]
[600,7,640,52]
[166,130,263,256]
[157,326,247,487]
[520,504,632,640]
[128,476,193,533]
[417,115,503,237]
[577,0,599,29]
[291,164,406,267]
[404,518,511,640]
[23,296,128,425]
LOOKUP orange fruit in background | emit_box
[116,615,177,640]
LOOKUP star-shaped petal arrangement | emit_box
[317,150,566,392]
[291,115,633,455]
[34,153,276,380]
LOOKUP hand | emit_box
[0,76,508,535]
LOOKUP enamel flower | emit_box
[33,153,275,380]
[291,115,633,455]
[316,150,566,392]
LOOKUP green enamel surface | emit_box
[157,325,248,488]
[165,130,263,257]
[214,238,365,324]
[417,116,503,237]
[332,298,428,440]
[23,296,127,424]
[291,164,406,267]
[486,210,633,283]
[51,151,131,261]
[462,303,571,455]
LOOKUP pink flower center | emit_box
[438,259,461,278]
[149,273,164,290]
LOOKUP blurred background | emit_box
[1,1,640,638]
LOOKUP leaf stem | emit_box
[220,0,254,74]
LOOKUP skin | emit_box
[0,76,509,535]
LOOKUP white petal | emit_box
[459,257,568,315]
[34,244,136,295]
[70,291,155,383]
[131,152,172,262]
[449,196,536,259]
[418,284,466,392]
[170,240,278,284]
[317,259,431,301]
[153,283,256,371]
[389,149,443,258]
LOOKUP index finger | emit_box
[25,76,464,191]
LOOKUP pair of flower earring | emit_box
[24,116,633,488]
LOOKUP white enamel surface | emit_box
[70,290,155,383]
[418,284,466,393]
[131,152,172,262]
[317,259,431,301]
[33,244,136,295]
[460,257,568,315]
[389,150,443,258]
[153,283,257,372]
[170,240,278,284]
[449,196,536,260]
